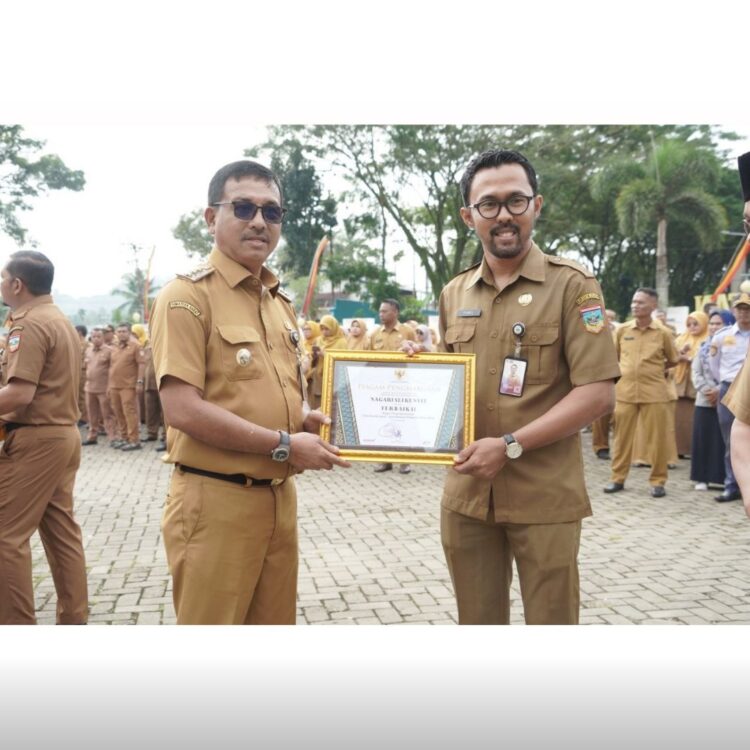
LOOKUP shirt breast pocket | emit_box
[217,325,265,381]
[522,325,560,384]
[444,323,477,353]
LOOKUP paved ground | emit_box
[29,430,750,625]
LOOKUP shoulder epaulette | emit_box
[176,261,214,282]
[277,288,294,304]
[547,255,594,278]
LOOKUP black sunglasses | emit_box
[212,201,287,224]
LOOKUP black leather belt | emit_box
[178,464,284,487]
[3,422,24,433]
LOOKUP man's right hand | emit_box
[288,432,351,471]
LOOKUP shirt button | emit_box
[268,343,273,350]
[251,278,259,286]
[487,404,495,411]
[490,330,498,338]
[495,297,502,304]
[489,367,497,374]
[531,335,538,342]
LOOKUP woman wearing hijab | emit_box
[690,310,734,490]
[301,320,321,409]
[311,315,349,409]
[673,312,709,457]
[346,319,369,350]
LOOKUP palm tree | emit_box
[111,267,160,322]
[612,139,726,307]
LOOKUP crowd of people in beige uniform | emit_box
[74,321,166,452]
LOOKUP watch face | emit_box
[272,446,291,462]
[506,441,523,459]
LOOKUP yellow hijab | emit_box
[318,315,348,350]
[302,321,321,355]
[674,311,709,384]
[346,318,369,350]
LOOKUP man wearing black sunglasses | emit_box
[150,160,349,625]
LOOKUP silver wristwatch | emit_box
[503,433,523,459]
[271,430,291,462]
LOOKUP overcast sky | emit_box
[2,3,748,301]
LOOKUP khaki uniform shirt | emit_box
[439,243,620,524]
[108,339,143,389]
[367,322,416,351]
[724,358,750,423]
[0,295,80,425]
[149,247,305,479]
[84,344,112,394]
[615,320,679,403]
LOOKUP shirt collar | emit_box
[9,294,53,322]
[209,247,280,295]
[464,242,546,290]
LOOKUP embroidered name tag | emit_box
[457,309,482,318]
[169,300,201,317]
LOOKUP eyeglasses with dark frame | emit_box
[467,194,535,220]
[211,200,287,224]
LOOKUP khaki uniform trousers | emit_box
[85,391,116,441]
[109,387,139,443]
[611,401,670,486]
[0,425,88,624]
[441,505,582,625]
[592,412,613,453]
[162,469,298,625]
[144,389,164,439]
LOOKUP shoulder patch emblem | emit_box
[169,300,202,317]
[580,305,605,334]
[576,292,601,306]
[177,262,214,282]
[8,334,21,352]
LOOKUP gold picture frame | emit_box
[319,350,475,465]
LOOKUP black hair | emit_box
[5,250,54,295]
[635,287,659,301]
[459,149,538,205]
[207,160,283,207]
[381,298,401,312]
[75,325,88,336]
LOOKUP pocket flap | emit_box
[217,325,261,345]
[526,325,559,345]
[444,324,477,344]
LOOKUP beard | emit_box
[486,223,525,259]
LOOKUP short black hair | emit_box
[459,150,538,205]
[381,298,401,312]
[635,287,659,301]
[116,322,132,332]
[207,160,284,207]
[75,325,88,337]
[5,250,54,295]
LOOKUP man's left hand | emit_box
[452,437,506,479]
[303,409,331,434]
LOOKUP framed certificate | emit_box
[319,350,475,465]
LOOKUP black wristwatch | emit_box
[503,433,523,459]
[271,430,291,462]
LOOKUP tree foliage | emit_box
[172,209,213,258]
[0,124,85,242]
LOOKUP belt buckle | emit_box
[271,478,284,486]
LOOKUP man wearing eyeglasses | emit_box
[437,149,619,624]
[150,160,349,625]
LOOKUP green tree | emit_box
[111,246,160,321]
[608,138,727,307]
[172,209,213,258]
[0,124,85,242]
